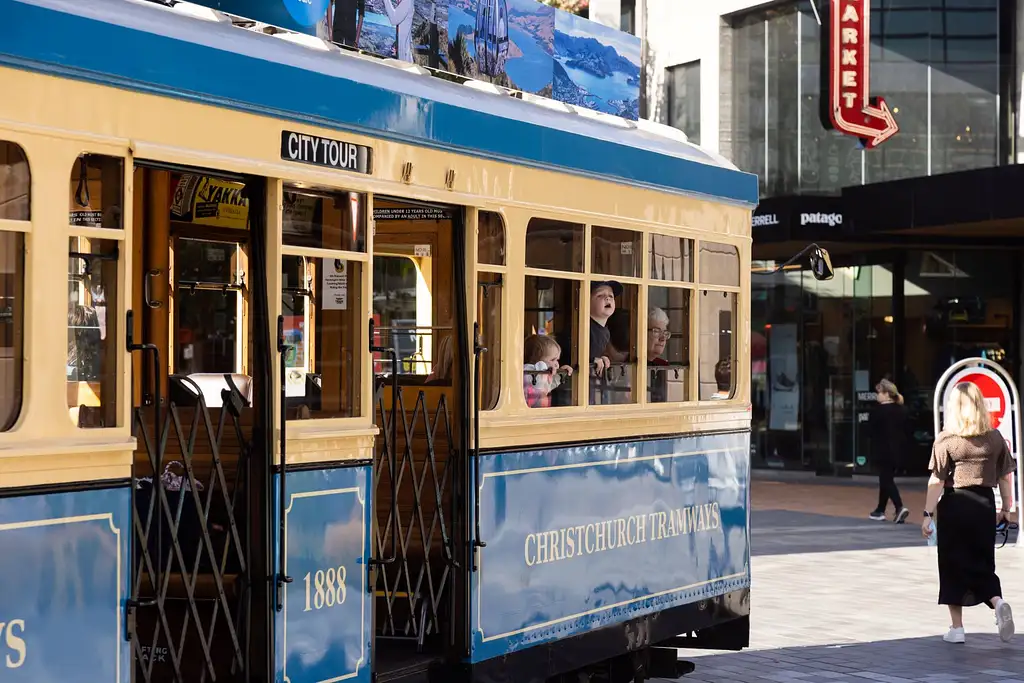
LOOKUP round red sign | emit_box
[957,371,1006,429]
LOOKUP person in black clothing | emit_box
[869,379,911,523]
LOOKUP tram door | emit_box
[370,198,467,677]
[125,166,273,682]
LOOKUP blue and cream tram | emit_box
[0,0,831,680]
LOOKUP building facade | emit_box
[593,0,1024,476]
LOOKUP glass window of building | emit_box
[0,141,28,431]
[282,185,365,419]
[589,278,638,406]
[67,236,120,428]
[697,241,738,401]
[699,290,736,400]
[591,226,641,278]
[1,141,29,221]
[667,61,701,145]
[478,210,505,266]
[620,0,635,34]
[649,234,693,282]
[69,154,123,229]
[524,275,579,407]
[526,218,584,273]
[647,286,691,403]
[726,1,999,192]
[699,242,740,287]
[477,210,505,411]
[523,218,584,408]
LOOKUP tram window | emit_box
[649,234,694,282]
[590,280,638,406]
[282,186,366,252]
[67,236,120,428]
[69,154,123,229]
[699,290,736,400]
[525,218,584,273]
[591,226,641,278]
[698,241,739,287]
[373,255,437,378]
[0,141,29,220]
[477,273,502,410]
[478,211,505,266]
[175,238,245,375]
[647,286,691,403]
[0,232,24,431]
[524,276,579,407]
[282,255,363,419]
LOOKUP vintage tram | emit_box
[0,0,830,680]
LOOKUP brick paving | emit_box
[658,477,1024,682]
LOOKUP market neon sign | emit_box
[822,0,899,148]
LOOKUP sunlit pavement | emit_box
[662,478,1024,682]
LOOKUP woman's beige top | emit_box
[929,430,1016,488]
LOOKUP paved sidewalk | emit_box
[659,480,1024,682]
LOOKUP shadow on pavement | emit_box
[751,509,1019,557]
[658,633,1024,682]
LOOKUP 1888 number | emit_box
[303,566,347,611]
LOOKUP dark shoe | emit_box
[869,511,886,521]
[894,507,910,524]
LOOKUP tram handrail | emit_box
[471,321,487,571]
[124,309,161,639]
[276,316,294,610]
[369,318,399,567]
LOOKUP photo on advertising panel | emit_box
[553,9,640,120]
[448,0,555,96]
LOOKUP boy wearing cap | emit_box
[590,280,622,375]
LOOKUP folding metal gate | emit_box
[126,324,253,682]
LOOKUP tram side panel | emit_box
[272,464,373,683]
[470,430,751,663]
[0,484,131,682]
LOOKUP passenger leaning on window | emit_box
[589,280,622,376]
[523,334,571,408]
[923,381,1017,645]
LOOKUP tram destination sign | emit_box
[281,130,372,174]
[819,0,899,148]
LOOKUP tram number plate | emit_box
[624,617,650,651]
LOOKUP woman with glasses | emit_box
[923,381,1018,644]
[647,308,671,402]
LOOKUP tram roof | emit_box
[0,0,759,207]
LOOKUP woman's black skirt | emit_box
[936,485,1002,608]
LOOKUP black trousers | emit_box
[877,462,903,512]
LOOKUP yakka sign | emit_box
[821,0,899,148]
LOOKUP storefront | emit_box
[751,177,1023,476]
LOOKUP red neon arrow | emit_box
[829,0,899,148]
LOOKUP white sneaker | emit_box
[996,599,1015,642]
[943,626,965,643]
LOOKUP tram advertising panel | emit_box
[0,486,130,682]
[273,466,372,683]
[470,431,750,662]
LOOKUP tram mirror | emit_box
[809,247,834,282]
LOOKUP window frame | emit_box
[474,209,507,412]
[66,150,129,430]
[694,239,742,403]
[0,139,30,432]
[278,182,371,427]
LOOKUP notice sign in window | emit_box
[281,131,372,174]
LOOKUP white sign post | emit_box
[933,358,1023,547]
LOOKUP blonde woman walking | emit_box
[869,379,910,523]
[923,381,1018,644]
